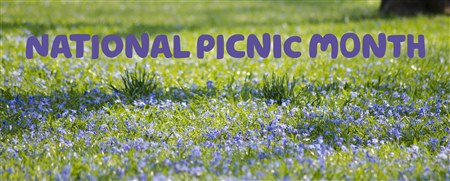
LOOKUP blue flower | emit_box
[207,80,214,89]
[60,165,71,180]
[429,138,439,151]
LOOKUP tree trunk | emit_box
[380,0,450,15]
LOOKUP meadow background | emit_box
[0,0,449,180]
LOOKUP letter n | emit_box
[26,34,49,59]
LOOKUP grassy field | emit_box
[1,1,449,180]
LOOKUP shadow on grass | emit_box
[1,77,448,152]
[1,74,448,122]
[1,1,416,37]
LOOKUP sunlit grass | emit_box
[0,1,449,180]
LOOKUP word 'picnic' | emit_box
[26,33,425,59]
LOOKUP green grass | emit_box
[0,0,449,180]
[110,69,159,100]
[262,73,297,104]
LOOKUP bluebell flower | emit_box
[152,173,168,181]
[190,146,202,158]
[429,138,439,151]
[207,80,214,89]
[60,165,71,180]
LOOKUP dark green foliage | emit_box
[224,73,256,101]
[0,86,14,100]
[262,73,297,104]
[110,69,159,100]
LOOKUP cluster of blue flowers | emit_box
[1,75,449,179]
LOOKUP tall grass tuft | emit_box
[223,73,255,101]
[262,73,297,104]
[0,87,14,100]
[110,69,159,100]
